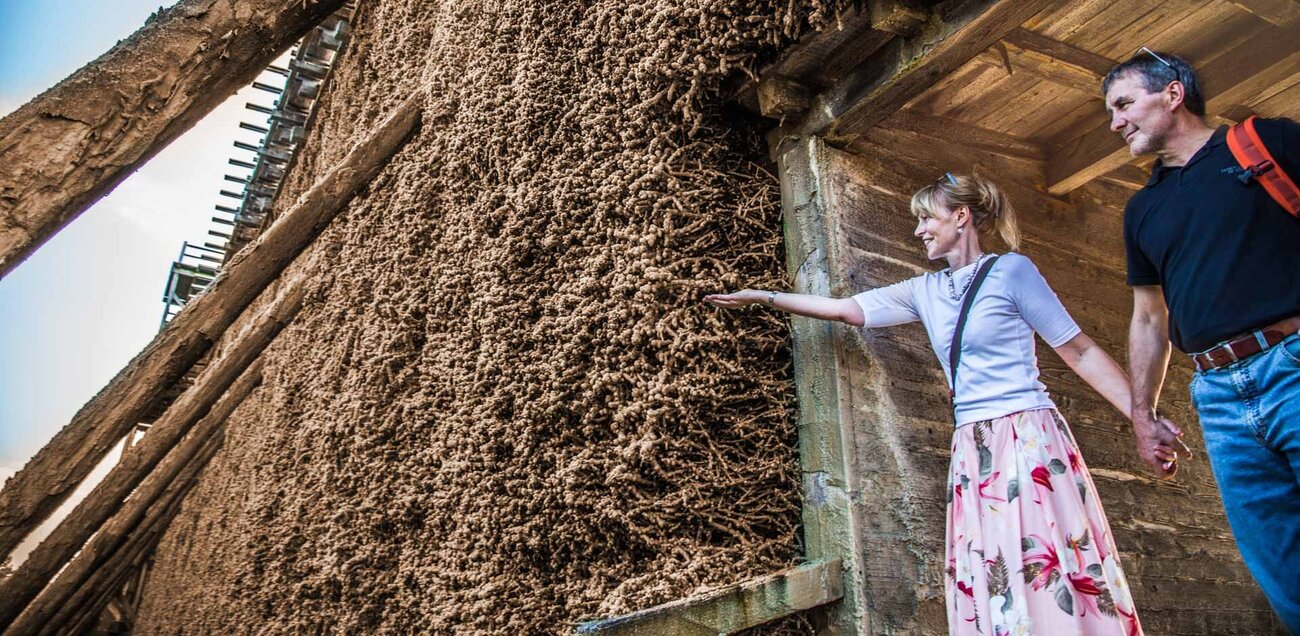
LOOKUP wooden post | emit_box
[49,438,224,636]
[0,95,421,560]
[0,284,302,629]
[5,363,263,634]
[0,0,347,278]
[48,452,212,636]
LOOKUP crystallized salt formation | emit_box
[134,1,853,633]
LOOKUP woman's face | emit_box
[914,204,965,261]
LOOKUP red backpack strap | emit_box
[1226,116,1300,218]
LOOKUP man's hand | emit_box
[1133,414,1192,479]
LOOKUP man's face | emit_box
[1105,72,1175,156]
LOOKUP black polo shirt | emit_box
[1124,117,1300,353]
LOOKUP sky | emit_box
[0,0,282,485]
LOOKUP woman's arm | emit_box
[1053,332,1189,474]
[703,289,865,326]
[1053,333,1131,418]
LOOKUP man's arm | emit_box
[1129,285,1188,478]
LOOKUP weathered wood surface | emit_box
[1230,0,1300,27]
[0,95,421,561]
[884,109,1046,160]
[0,288,302,629]
[575,560,843,635]
[5,363,263,635]
[773,137,863,635]
[734,7,891,113]
[57,441,217,636]
[0,0,348,279]
[978,28,1113,95]
[790,0,1058,139]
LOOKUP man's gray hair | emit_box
[1102,50,1205,117]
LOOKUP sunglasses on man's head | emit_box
[1136,46,1182,85]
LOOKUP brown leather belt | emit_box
[1191,315,1300,372]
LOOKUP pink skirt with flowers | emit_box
[946,408,1143,636]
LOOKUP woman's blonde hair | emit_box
[910,172,1021,251]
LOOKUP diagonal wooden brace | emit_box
[0,94,422,562]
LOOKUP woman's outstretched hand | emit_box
[703,289,766,309]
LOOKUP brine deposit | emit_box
[135,1,851,633]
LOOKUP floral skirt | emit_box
[946,408,1143,636]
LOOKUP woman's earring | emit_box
[957,226,964,234]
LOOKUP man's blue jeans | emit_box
[1191,332,1300,633]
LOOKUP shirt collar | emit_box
[1146,125,1229,186]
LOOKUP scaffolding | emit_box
[157,11,352,329]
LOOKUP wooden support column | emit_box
[0,285,302,629]
[772,136,862,634]
[6,362,263,634]
[0,0,348,278]
[0,95,421,560]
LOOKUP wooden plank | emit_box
[981,28,1113,94]
[1229,0,1300,27]
[1097,164,1149,190]
[1046,20,1300,194]
[575,560,843,635]
[0,0,348,279]
[0,287,301,629]
[787,0,1058,139]
[1026,0,1117,42]
[1081,0,1205,60]
[734,8,889,111]
[6,363,262,634]
[907,57,1008,118]
[0,95,421,561]
[884,109,1046,160]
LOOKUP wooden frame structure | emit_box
[0,2,423,630]
[3,0,1297,633]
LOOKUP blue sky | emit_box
[0,0,278,480]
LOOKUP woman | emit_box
[705,173,1169,635]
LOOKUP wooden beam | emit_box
[1229,0,1300,27]
[1097,164,1149,191]
[869,0,929,37]
[1047,21,1300,195]
[978,28,1114,95]
[734,8,892,112]
[6,362,262,634]
[0,94,421,561]
[47,445,213,636]
[575,560,843,635]
[885,109,1046,160]
[0,0,348,279]
[788,0,1057,140]
[758,77,811,118]
[0,285,301,629]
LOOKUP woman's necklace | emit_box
[944,253,987,301]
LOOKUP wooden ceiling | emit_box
[741,0,1300,196]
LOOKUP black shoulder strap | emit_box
[948,255,1001,408]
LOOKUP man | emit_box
[1104,50,1300,632]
